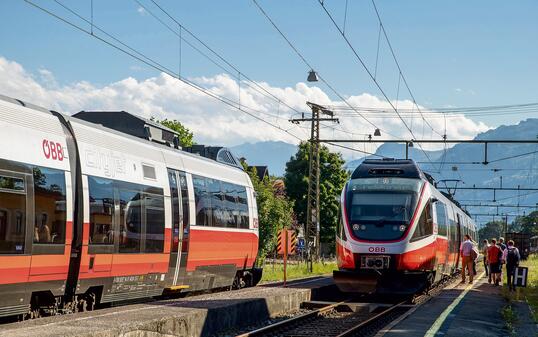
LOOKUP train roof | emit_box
[351,158,430,181]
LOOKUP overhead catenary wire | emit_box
[251,0,400,141]
[27,0,305,142]
[370,0,444,138]
[315,0,441,174]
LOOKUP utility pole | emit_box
[290,102,339,271]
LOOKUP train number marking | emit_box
[42,139,64,161]
[368,246,386,253]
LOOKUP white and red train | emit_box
[0,94,260,318]
[334,159,476,294]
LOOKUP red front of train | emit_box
[334,159,476,294]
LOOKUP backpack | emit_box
[506,247,519,266]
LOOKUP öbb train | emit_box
[0,94,260,318]
[334,159,476,294]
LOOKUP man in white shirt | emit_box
[460,234,474,283]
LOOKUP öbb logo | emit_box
[42,139,64,161]
[368,246,386,253]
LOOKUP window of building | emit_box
[88,176,115,245]
[33,167,66,244]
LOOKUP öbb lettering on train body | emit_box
[0,94,261,318]
[334,158,477,295]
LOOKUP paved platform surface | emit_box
[383,272,512,337]
[0,276,335,337]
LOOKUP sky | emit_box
[0,0,537,156]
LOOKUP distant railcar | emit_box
[334,159,477,295]
[0,95,260,318]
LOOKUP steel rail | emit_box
[235,300,350,337]
[335,300,407,337]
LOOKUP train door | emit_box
[167,169,190,287]
[455,213,462,270]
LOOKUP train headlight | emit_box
[353,224,360,230]
[392,225,398,231]
[375,259,383,267]
[367,260,375,267]
[360,225,366,230]
[399,225,406,232]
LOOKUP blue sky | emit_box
[0,0,537,138]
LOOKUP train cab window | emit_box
[193,175,211,226]
[411,201,433,242]
[144,193,165,253]
[0,173,26,254]
[33,167,66,244]
[435,202,448,237]
[118,188,142,253]
[88,176,115,245]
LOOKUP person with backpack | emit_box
[488,238,502,286]
[502,240,521,291]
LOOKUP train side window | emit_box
[222,182,238,228]
[209,178,225,227]
[118,188,142,253]
[0,174,26,254]
[237,186,249,229]
[144,193,165,253]
[435,202,448,237]
[88,176,115,245]
[410,201,433,242]
[33,167,66,244]
[192,175,211,226]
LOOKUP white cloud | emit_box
[0,56,490,159]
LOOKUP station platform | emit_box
[381,272,537,337]
[0,276,336,337]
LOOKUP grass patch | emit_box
[509,254,538,322]
[260,260,337,283]
[501,305,518,337]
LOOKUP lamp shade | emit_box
[307,70,319,82]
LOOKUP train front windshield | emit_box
[347,177,422,241]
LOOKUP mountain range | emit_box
[230,119,538,223]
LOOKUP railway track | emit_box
[235,275,458,337]
[235,299,410,337]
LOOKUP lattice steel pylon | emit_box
[290,102,338,271]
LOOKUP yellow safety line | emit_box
[167,285,190,291]
[424,271,485,337]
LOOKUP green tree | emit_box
[284,141,349,252]
[514,211,538,235]
[478,221,504,242]
[243,164,295,259]
[151,117,194,147]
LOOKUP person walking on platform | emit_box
[488,238,502,286]
[482,239,490,279]
[460,234,474,283]
[502,240,521,291]
[498,237,507,281]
